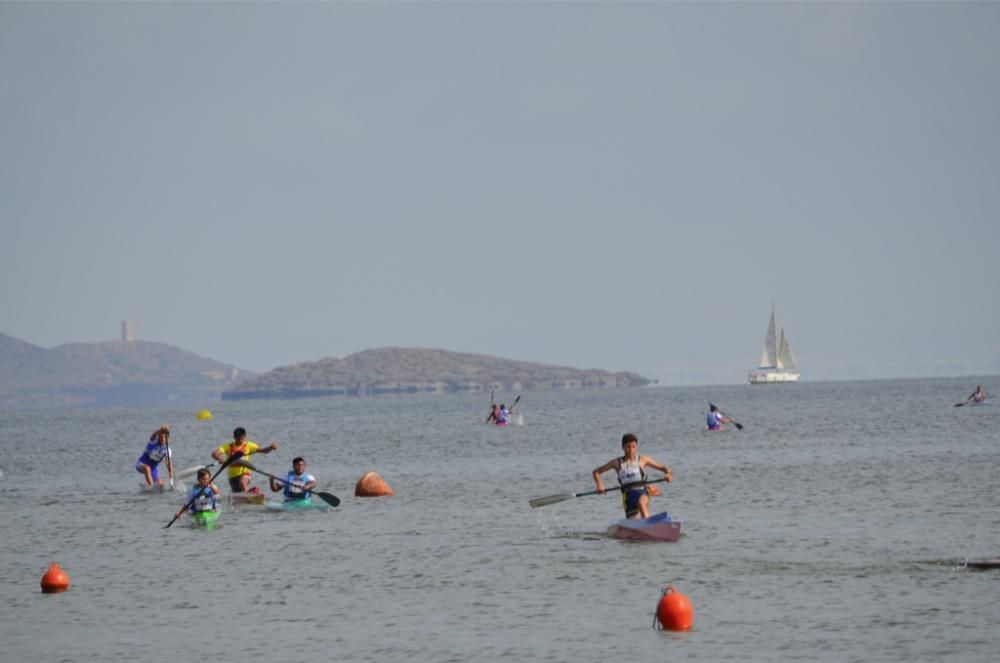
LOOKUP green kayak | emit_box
[189,509,220,529]
[265,498,331,512]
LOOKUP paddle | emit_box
[486,389,496,423]
[711,403,744,430]
[165,453,241,528]
[511,394,521,410]
[176,462,217,480]
[166,436,175,489]
[529,478,668,508]
[234,460,341,508]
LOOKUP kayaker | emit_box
[187,467,220,515]
[592,433,672,520]
[486,403,501,424]
[497,402,515,425]
[211,427,278,493]
[136,424,175,488]
[269,456,317,501]
[968,385,988,403]
[706,404,735,431]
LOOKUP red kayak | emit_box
[606,512,682,542]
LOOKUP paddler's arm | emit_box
[259,442,279,454]
[211,447,227,463]
[641,456,673,483]
[592,458,618,494]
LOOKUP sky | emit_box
[1,2,998,385]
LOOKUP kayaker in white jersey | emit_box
[592,433,672,519]
[269,457,317,502]
[136,424,175,488]
[187,467,220,514]
[706,404,735,431]
[968,385,988,403]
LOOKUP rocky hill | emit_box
[0,332,250,409]
[222,347,651,400]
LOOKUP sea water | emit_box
[0,376,998,662]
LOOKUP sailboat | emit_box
[749,302,800,384]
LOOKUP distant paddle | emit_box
[529,478,668,508]
[166,453,241,528]
[234,460,340,508]
[176,462,217,480]
[711,403,744,431]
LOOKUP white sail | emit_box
[750,303,799,383]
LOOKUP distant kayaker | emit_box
[136,424,175,488]
[706,404,735,431]
[187,467,220,514]
[968,385,988,403]
[486,403,501,424]
[269,457,316,501]
[212,427,278,493]
[592,433,672,520]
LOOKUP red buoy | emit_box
[354,471,394,497]
[655,585,693,630]
[41,563,70,593]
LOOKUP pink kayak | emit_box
[606,512,682,542]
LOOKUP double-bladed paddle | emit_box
[529,477,668,508]
[234,460,341,508]
[165,453,241,528]
[711,403,744,430]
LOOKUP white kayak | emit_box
[606,512,682,542]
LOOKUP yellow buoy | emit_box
[196,409,213,421]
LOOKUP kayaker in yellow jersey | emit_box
[592,433,672,520]
[212,427,278,493]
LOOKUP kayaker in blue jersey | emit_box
[592,433,672,520]
[269,457,317,501]
[136,424,175,488]
[706,404,735,431]
[187,467,220,514]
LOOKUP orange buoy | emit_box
[655,585,693,631]
[648,484,661,497]
[40,563,70,593]
[354,471,394,497]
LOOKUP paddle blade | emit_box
[954,402,965,407]
[315,491,341,508]
[529,493,575,508]
[735,423,744,431]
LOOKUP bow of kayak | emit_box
[607,512,681,542]
[189,510,220,529]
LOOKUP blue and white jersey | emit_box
[707,411,722,429]
[138,440,172,466]
[497,408,510,424]
[283,471,315,500]
[187,485,217,513]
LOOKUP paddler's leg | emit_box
[136,460,154,486]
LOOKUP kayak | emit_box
[969,400,993,407]
[966,559,1000,570]
[228,492,269,506]
[606,512,682,542]
[189,510,220,529]
[265,497,331,512]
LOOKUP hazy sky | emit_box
[2,2,998,385]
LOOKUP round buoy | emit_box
[355,471,394,497]
[655,585,693,630]
[196,409,213,421]
[40,563,70,593]
[648,484,662,497]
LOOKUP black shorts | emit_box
[228,476,245,492]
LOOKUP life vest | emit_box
[188,486,217,513]
[283,471,314,500]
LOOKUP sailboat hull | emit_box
[749,370,800,384]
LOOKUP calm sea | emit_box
[1,376,998,662]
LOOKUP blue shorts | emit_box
[621,487,647,517]
[136,459,160,482]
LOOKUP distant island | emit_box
[222,347,652,400]
[0,332,248,409]
[0,332,651,409]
